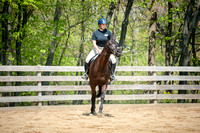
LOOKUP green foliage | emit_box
[1,0,200,106]
[162,91,172,103]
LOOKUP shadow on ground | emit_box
[82,113,114,117]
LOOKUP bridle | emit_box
[107,40,117,54]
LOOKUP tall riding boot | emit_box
[81,62,89,80]
[110,63,116,81]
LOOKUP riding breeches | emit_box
[85,46,117,64]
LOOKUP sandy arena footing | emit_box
[0,104,200,133]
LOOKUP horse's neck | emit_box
[98,45,111,68]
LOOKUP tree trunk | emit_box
[15,4,34,92]
[104,1,117,99]
[42,0,62,105]
[106,2,116,28]
[178,0,200,103]
[171,23,183,66]
[129,11,136,76]
[190,2,200,103]
[45,0,62,66]
[191,32,199,103]
[165,1,173,93]
[14,4,33,106]
[119,0,134,49]
[148,0,157,102]
[148,0,157,68]
[1,1,9,66]
[73,0,86,105]
[165,1,172,67]
[15,3,22,105]
[42,0,62,87]
[58,30,70,66]
[16,4,32,67]
[1,1,9,107]
[112,0,120,40]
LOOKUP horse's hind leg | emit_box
[99,85,106,113]
[90,86,96,115]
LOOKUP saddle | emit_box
[89,54,112,69]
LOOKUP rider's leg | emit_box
[82,62,90,80]
[82,46,104,80]
[82,48,96,80]
[110,54,117,81]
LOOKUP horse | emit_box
[89,36,122,115]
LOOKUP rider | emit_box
[82,18,117,81]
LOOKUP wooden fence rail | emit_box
[0,66,200,105]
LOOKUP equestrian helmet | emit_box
[98,18,107,24]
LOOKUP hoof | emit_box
[98,110,102,114]
[90,111,96,115]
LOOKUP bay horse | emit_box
[89,36,122,115]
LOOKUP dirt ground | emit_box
[0,104,200,133]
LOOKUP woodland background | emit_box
[0,0,200,105]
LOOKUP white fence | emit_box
[0,66,200,105]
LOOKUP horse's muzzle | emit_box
[115,47,122,57]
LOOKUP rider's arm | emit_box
[92,40,101,54]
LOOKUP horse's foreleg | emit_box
[99,85,106,113]
[91,87,96,115]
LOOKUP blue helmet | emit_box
[98,18,107,24]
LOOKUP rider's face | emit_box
[98,24,107,31]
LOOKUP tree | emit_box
[73,0,87,104]
[119,0,134,50]
[148,0,157,68]
[165,0,172,67]
[178,0,200,103]
[1,0,199,106]
[15,0,34,93]
[112,0,120,40]
[1,0,35,106]
[106,2,116,28]
[42,0,62,88]
[1,1,9,66]
[165,0,173,93]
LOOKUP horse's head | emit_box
[107,36,122,57]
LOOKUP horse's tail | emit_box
[95,85,102,98]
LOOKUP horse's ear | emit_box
[107,35,110,41]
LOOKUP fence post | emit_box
[153,71,157,104]
[37,65,42,106]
